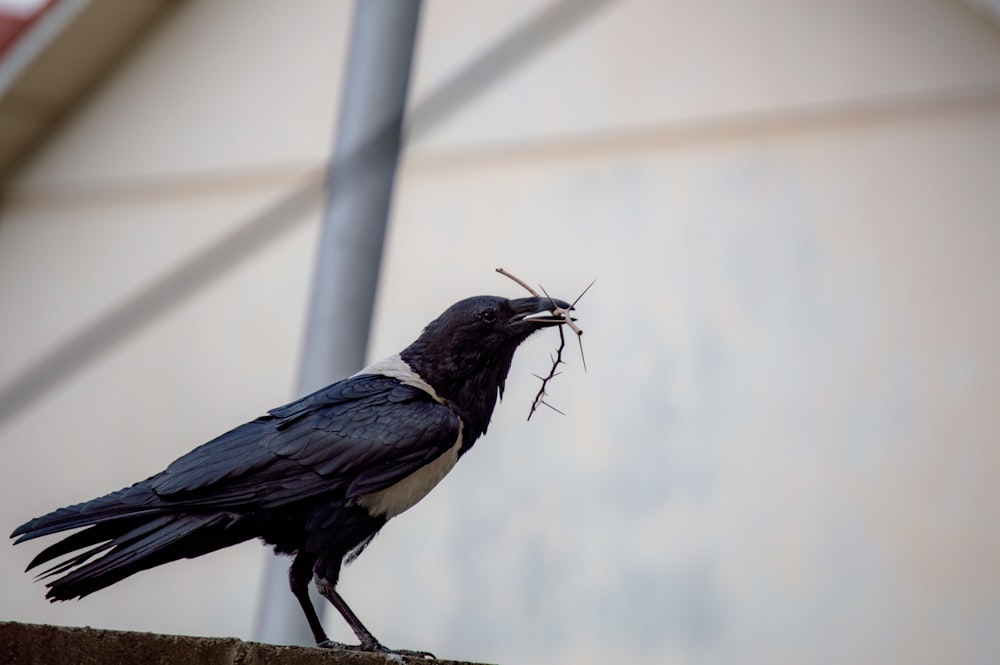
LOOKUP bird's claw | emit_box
[317,639,436,660]
[378,647,436,660]
[397,648,437,660]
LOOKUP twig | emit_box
[527,324,568,420]
[496,268,594,420]
[495,267,541,297]
[496,267,587,335]
[567,279,594,371]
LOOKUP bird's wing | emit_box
[147,373,460,510]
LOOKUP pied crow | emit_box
[11,294,573,657]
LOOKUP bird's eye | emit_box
[477,308,498,324]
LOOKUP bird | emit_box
[11,294,573,657]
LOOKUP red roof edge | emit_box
[0,0,54,58]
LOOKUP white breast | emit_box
[354,422,463,519]
[351,353,460,519]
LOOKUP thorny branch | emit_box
[529,325,568,419]
[495,267,593,420]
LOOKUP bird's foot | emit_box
[317,638,435,660]
[377,646,436,660]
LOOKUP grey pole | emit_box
[253,0,422,645]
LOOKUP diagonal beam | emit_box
[0,0,617,427]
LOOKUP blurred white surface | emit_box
[2,1,1000,664]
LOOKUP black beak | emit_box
[509,296,573,328]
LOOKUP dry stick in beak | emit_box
[539,280,593,372]
[495,267,538,298]
[496,267,584,336]
[495,267,593,420]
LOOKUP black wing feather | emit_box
[147,374,459,508]
[13,373,460,542]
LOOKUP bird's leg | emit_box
[314,577,380,650]
[314,576,436,659]
[288,553,337,647]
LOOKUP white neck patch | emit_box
[354,353,442,403]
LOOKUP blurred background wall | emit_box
[1,1,999,664]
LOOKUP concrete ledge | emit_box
[1,621,488,665]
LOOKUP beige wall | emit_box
[2,1,1000,664]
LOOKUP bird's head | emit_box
[401,295,572,432]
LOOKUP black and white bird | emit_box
[11,294,573,657]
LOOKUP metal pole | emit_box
[253,0,422,645]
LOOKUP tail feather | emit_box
[11,483,259,601]
[11,484,162,544]
[25,518,148,572]
[35,541,115,581]
[41,512,253,601]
